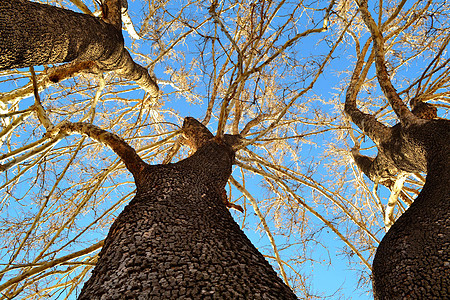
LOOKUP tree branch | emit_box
[358,0,418,125]
[0,0,159,100]
[58,122,147,180]
[344,39,389,145]
[0,241,104,294]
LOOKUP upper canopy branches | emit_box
[357,0,418,126]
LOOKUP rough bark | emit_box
[345,2,450,298]
[0,0,158,97]
[77,117,297,299]
[371,120,450,299]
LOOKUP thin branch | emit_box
[30,67,53,131]
[0,241,104,293]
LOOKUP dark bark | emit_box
[77,117,297,299]
[347,78,450,299]
[371,119,450,299]
[0,0,122,69]
[0,0,158,97]
[346,3,450,297]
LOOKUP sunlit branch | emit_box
[32,160,123,263]
[344,39,388,145]
[0,136,63,172]
[358,0,417,125]
[30,67,53,131]
[121,1,141,40]
[239,153,379,243]
[0,241,104,293]
[384,172,408,231]
[47,191,134,259]
[235,160,372,270]
[216,3,333,138]
[80,75,106,123]
[0,62,100,107]
[239,20,348,149]
[209,1,243,75]
[58,122,147,178]
[148,18,211,68]
[5,136,90,269]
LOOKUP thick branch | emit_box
[181,117,214,151]
[181,117,244,152]
[350,148,398,184]
[358,1,417,125]
[59,122,147,180]
[344,47,389,145]
[0,0,159,98]
[102,0,122,30]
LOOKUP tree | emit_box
[67,118,296,299]
[345,1,449,298]
[0,0,449,299]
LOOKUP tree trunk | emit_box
[371,119,450,299]
[0,0,121,70]
[0,0,158,97]
[77,118,297,299]
[346,3,450,297]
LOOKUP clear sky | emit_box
[4,0,436,299]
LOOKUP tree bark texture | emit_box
[346,3,450,297]
[0,0,159,97]
[371,119,450,300]
[0,0,122,69]
[77,118,297,299]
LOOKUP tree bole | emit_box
[78,119,297,299]
[371,119,450,299]
[0,0,123,70]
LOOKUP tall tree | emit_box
[345,1,449,298]
[67,117,296,299]
[0,0,449,299]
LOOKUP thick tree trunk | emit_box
[77,118,297,299]
[346,3,450,297]
[371,119,450,299]
[0,0,158,97]
[0,0,122,69]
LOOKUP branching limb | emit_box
[0,0,159,100]
[30,67,53,131]
[357,0,418,125]
[344,41,389,145]
[58,122,147,180]
[99,49,160,100]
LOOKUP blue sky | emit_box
[5,0,443,298]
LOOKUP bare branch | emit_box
[358,0,418,125]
